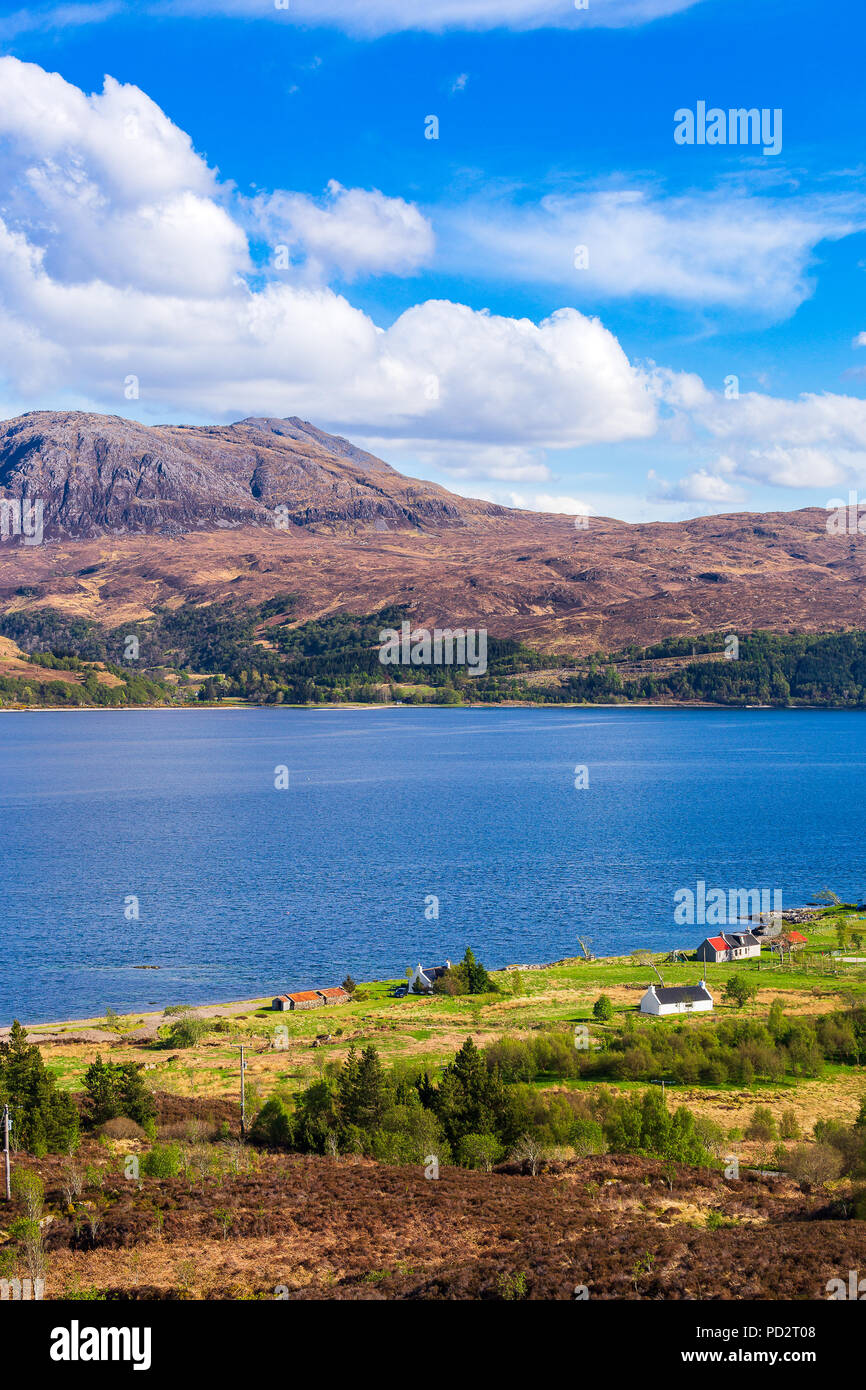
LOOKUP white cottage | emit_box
[407,961,452,993]
[640,982,714,1016]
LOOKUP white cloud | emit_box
[0,58,657,457]
[0,4,120,40]
[151,0,707,37]
[0,58,247,297]
[376,440,552,483]
[249,180,434,281]
[653,384,866,493]
[508,491,592,515]
[3,55,866,521]
[440,189,866,317]
[648,464,744,504]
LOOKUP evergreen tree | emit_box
[82,1058,156,1128]
[354,1046,387,1130]
[0,1021,79,1154]
[434,1037,509,1146]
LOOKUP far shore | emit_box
[0,700,850,714]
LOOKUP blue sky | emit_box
[0,0,864,521]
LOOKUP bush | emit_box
[569,1118,606,1157]
[779,1109,801,1140]
[98,1117,146,1141]
[457,1133,503,1171]
[786,1143,844,1188]
[163,1017,210,1049]
[745,1106,777,1141]
[592,995,614,1022]
[140,1143,183,1178]
[250,1098,294,1149]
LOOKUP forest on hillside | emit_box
[3,603,866,707]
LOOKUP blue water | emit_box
[1,707,863,1025]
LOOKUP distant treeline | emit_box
[4,603,866,706]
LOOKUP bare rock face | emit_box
[0,411,508,539]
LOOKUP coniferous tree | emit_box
[0,1021,79,1154]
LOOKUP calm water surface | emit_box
[1,707,863,1023]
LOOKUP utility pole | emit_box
[239,1045,246,1140]
[3,1104,11,1201]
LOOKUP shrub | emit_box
[140,1143,183,1179]
[569,1118,606,1157]
[11,1169,44,1221]
[786,1143,844,1188]
[164,1017,209,1049]
[98,1117,146,1141]
[593,995,614,1022]
[497,1270,528,1301]
[250,1098,293,1149]
[457,1132,503,1170]
[779,1109,801,1140]
[745,1106,777,1142]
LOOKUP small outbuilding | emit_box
[640,982,714,1017]
[316,987,350,1006]
[783,930,808,950]
[275,990,325,1012]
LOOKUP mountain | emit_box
[0,410,511,538]
[0,410,864,655]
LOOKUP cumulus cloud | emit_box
[2,54,865,517]
[0,57,657,457]
[440,189,866,318]
[249,180,435,281]
[508,491,593,515]
[647,462,744,504]
[651,383,866,494]
[0,58,247,297]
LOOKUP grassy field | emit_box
[19,906,866,1154]
[5,907,865,1301]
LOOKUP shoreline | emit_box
[0,700,855,714]
[7,913,832,1035]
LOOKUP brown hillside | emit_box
[0,412,863,653]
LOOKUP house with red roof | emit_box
[782,930,808,950]
[272,985,351,1011]
[695,931,761,964]
[271,990,324,1012]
